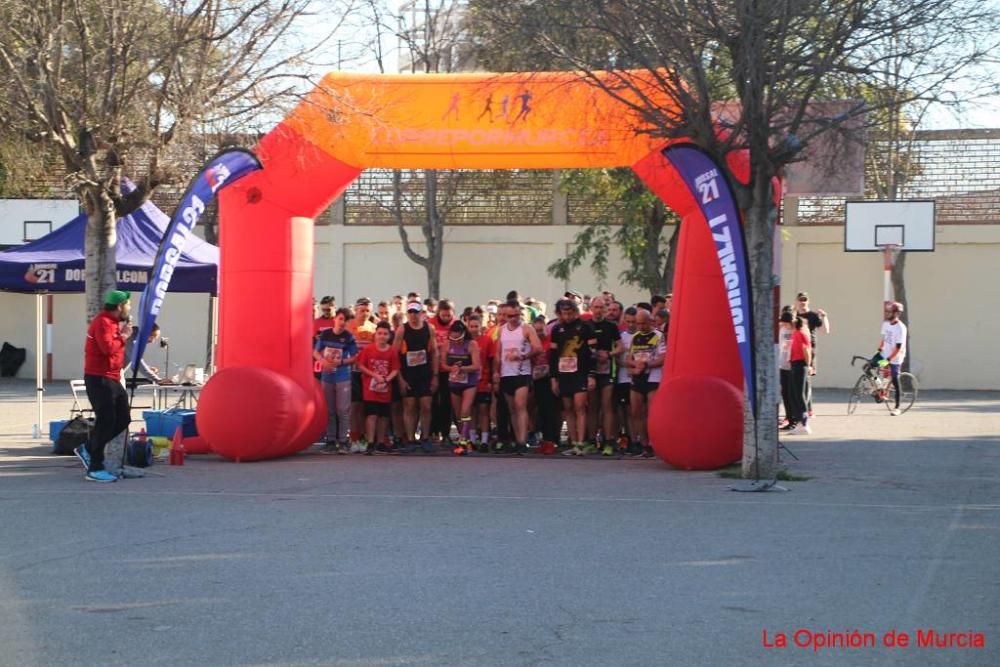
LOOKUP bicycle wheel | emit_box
[847,375,868,415]
[885,372,918,414]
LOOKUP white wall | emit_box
[0,292,211,381]
[781,224,1000,389]
[317,223,649,312]
[0,199,79,245]
[6,221,995,390]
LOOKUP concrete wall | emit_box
[780,224,1000,389]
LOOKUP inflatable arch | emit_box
[198,71,753,469]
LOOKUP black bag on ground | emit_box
[0,342,26,377]
[126,437,153,468]
[53,416,92,456]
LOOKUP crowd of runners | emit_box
[311,290,673,458]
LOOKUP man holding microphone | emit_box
[77,290,132,482]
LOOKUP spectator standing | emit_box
[878,301,908,416]
[786,315,813,435]
[78,290,133,482]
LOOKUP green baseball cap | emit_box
[104,290,131,306]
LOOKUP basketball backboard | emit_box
[845,200,935,252]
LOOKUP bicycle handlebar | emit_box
[851,355,872,368]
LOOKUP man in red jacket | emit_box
[80,290,132,482]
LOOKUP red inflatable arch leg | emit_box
[197,125,362,461]
[632,150,744,469]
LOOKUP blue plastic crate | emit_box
[143,409,198,438]
[50,419,70,442]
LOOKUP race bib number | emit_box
[532,364,549,380]
[596,357,611,375]
[406,350,427,367]
[369,377,389,393]
[504,348,522,362]
[323,347,342,364]
[449,368,468,384]
[633,350,652,363]
[558,357,578,374]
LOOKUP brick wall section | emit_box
[797,128,1000,225]
[13,129,1000,227]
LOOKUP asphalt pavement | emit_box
[0,380,997,666]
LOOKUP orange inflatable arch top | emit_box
[198,70,751,469]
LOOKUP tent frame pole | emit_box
[33,293,43,439]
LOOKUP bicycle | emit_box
[847,355,918,415]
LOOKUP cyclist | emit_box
[876,301,908,416]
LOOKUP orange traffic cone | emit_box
[169,426,186,466]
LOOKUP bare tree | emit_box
[0,0,355,317]
[362,0,477,298]
[471,0,1000,478]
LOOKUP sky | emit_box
[300,1,1000,133]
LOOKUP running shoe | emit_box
[319,442,338,454]
[513,443,527,456]
[562,445,583,457]
[889,409,901,416]
[336,442,349,455]
[780,423,796,431]
[453,445,466,456]
[601,444,615,457]
[788,424,812,435]
[581,443,599,456]
[73,445,91,470]
[628,443,647,458]
[85,470,117,483]
[420,440,436,454]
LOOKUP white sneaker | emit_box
[349,441,363,453]
[562,445,583,457]
[889,409,901,416]
[789,424,811,435]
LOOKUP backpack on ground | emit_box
[52,416,92,456]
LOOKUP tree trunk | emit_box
[83,191,118,321]
[661,222,681,297]
[890,252,911,373]
[741,178,780,480]
[641,201,666,295]
[424,170,444,299]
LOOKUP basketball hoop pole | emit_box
[880,244,899,302]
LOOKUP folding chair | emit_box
[69,379,93,416]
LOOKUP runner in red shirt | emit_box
[356,321,401,453]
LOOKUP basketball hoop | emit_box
[844,200,934,305]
